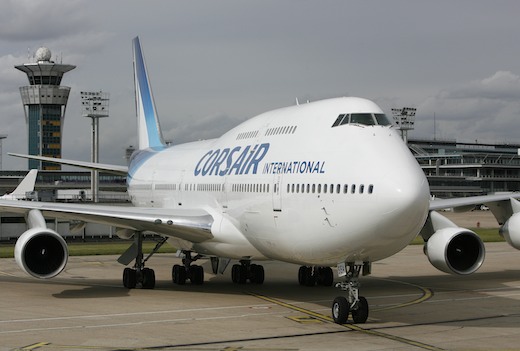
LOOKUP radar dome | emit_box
[35,47,52,62]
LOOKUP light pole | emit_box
[391,107,416,144]
[81,91,109,202]
[0,134,7,170]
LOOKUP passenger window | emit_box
[368,184,374,194]
[351,184,356,194]
[312,184,316,193]
[360,184,365,194]
[323,184,327,194]
[336,184,341,194]
[306,184,310,193]
[350,113,375,126]
[318,184,322,193]
[343,184,348,194]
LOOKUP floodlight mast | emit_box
[80,91,109,203]
[391,107,416,144]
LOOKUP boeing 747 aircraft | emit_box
[3,37,520,324]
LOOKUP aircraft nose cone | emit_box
[383,159,430,241]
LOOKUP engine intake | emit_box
[15,228,69,279]
[425,227,485,275]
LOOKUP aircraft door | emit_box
[272,174,282,211]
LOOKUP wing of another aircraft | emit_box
[8,153,128,175]
[430,193,520,212]
[0,199,213,243]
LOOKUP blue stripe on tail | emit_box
[133,37,164,149]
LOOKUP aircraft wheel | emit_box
[332,296,349,324]
[317,267,334,286]
[123,267,137,289]
[351,296,369,324]
[190,265,204,285]
[142,268,155,289]
[298,266,306,285]
[172,264,186,285]
[251,264,265,284]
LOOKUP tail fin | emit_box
[133,37,165,150]
[10,169,38,198]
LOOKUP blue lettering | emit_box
[244,143,270,175]
[194,150,212,176]
[209,148,229,175]
[240,144,258,175]
[229,145,250,175]
[220,146,241,176]
[201,150,220,176]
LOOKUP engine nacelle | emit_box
[500,213,520,250]
[15,227,69,279]
[425,227,485,275]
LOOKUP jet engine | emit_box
[14,227,68,279]
[425,227,485,275]
[500,213,520,250]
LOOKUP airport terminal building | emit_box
[410,138,520,198]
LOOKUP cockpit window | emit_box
[331,113,392,127]
[374,114,391,126]
[350,113,375,126]
[332,114,347,127]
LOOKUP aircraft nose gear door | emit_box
[272,174,282,212]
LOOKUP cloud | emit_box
[414,71,520,143]
[0,0,90,42]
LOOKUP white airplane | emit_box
[0,169,38,200]
[3,37,520,325]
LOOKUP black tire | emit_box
[251,264,265,284]
[298,266,307,285]
[303,267,316,287]
[172,264,186,285]
[190,265,204,285]
[231,264,240,283]
[318,267,334,286]
[236,264,247,284]
[332,296,349,324]
[142,268,156,289]
[123,267,137,289]
[351,296,369,324]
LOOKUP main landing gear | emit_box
[298,266,334,286]
[171,250,205,285]
[122,231,165,289]
[231,260,265,284]
[331,262,370,324]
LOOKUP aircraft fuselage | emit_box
[128,97,430,266]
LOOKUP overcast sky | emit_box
[1,0,520,170]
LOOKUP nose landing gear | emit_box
[332,262,370,324]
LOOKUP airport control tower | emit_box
[15,47,76,170]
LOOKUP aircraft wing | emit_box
[429,193,520,211]
[8,153,128,175]
[0,199,213,243]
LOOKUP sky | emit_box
[1,0,520,170]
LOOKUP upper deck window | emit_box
[331,113,391,127]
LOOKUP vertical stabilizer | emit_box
[133,37,165,150]
[10,169,38,198]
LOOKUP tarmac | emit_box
[1,213,520,351]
